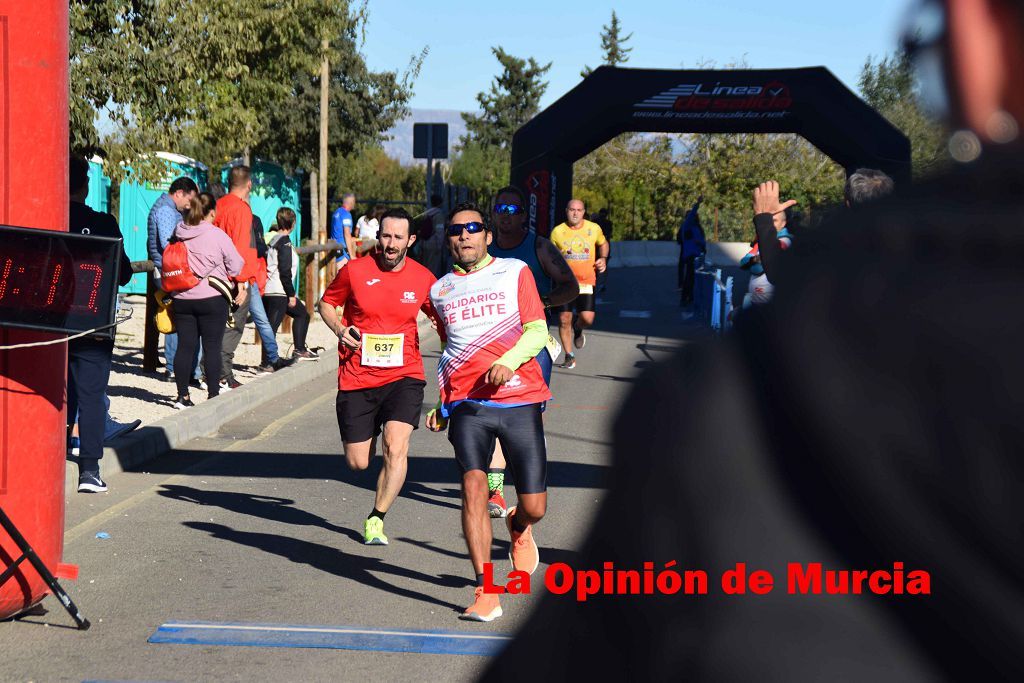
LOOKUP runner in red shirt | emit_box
[318,208,440,545]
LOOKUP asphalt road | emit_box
[1,266,705,682]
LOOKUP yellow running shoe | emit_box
[363,516,388,545]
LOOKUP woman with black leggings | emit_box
[169,192,244,408]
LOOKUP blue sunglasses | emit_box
[447,222,487,236]
[493,203,524,215]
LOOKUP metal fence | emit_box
[693,261,733,334]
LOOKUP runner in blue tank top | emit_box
[486,185,579,517]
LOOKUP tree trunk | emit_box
[310,170,320,300]
[319,39,329,244]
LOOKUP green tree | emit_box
[581,10,633,78]
[71,0,422,181]
[449,141,511,201]
[461,47,551,150]
[682,133,844,241]
[575,129,847,242]
[246,40,424,173]
[329,146,423,206]
[858,51,948,178]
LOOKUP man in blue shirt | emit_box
[330,192,357,266]
[147,176,200,382]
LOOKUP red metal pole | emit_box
[0,1,74,618]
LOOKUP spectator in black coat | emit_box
[68,155,131,493]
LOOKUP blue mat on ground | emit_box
[148,621,512,656]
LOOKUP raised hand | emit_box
[753,180,798,217]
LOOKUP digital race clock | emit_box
[0,225,123,338]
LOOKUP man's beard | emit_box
[378,246,407,269]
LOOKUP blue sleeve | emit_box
[149,202,178,267]
[147,208,161,267]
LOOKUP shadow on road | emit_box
[158,484,351,535]
[396,537,511,566]
[401,482,462,511]
[139,452,613,490]
[184,521,469,612]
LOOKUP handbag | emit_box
[154,290,175,333]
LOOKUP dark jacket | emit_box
[487,145,1024,680]
[677,202,706,259]
[69,200,132,287]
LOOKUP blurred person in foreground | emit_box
[750,170,895,289]
[487,0,1024,678]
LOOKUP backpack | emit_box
[160,237,200,292]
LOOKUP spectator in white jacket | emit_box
[265,208,317,361]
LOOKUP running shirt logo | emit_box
[437,278,456,297]
[504,374,523,389]
[402,291,418,303]
[366,278,381,286]
[562,234,592,261]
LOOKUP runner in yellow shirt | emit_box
[549,198,608,369]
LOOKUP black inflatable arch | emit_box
[510,66,911,236]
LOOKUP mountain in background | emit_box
[381,109,469,164]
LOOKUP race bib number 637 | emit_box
[361,333,405,367]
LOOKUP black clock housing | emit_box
[0,224,122,338]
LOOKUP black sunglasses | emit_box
[493,203,524,215]
[447,222,487,237]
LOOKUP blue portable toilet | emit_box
[86,156,111,215]
[221,158,303,292]
[118,152,208,294]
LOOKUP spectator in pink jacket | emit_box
[171,192,244,408]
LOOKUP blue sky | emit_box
[361,0,911,111]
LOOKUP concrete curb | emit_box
[67,314,433,489]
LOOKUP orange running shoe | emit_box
[505,506,540,575]
[460,587,502,622]
[487,489,507,518]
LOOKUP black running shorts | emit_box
[336,377,426,443]
[448,402,547,494]
[554,292,595,314]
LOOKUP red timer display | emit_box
[0,225,123,338]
